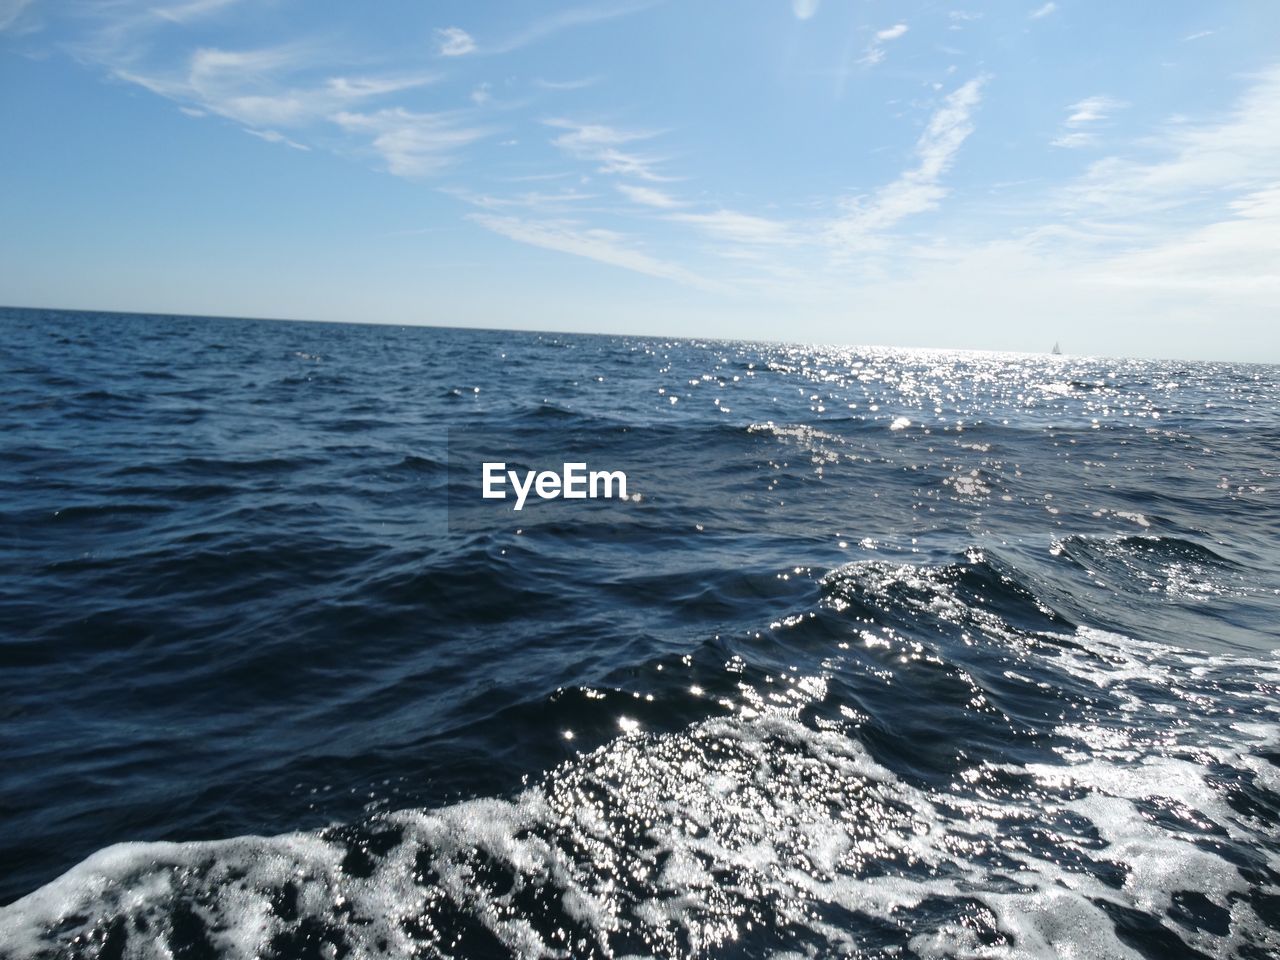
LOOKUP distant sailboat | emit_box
[1051,342,1062,355]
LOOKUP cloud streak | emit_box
[617,183,684,208]
[0,0,32,32]
[546,118,672,181]
[469,214,713,288]
[1052,95,1126,148]
[333,108,488,177]
[243,127,310,151]
[435,27,476,57]
[535,76,599,91]
[448,2,657,58]
[1064,65,1280,216]
[861,23,909,66]
[63,13,472,174]
[830,76,987,244]
[151,0,248,24]
[494,1,657,52]
[105,40,438,131]
[670,210,795,246]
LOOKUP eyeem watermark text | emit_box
[482,462,628,511]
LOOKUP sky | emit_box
[1,0,1278,361]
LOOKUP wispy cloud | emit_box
[1052,95,1126,148]
[791,0,820,21]
[517,75,988,280]
[1029,2,1057,20]
[546,118,672,181]
[1064,65,1280,216]
[861,23,909,67]
[456,2,656,57]
[535,76,600,91]
[435,26,476,57]
[1000,64,1280,316]
[1182,29,1216,42]
[104,41,437,130]
[151,0,247,24]
[447,187,600,212]
[325,75,436,99]
[617,183,684,208]
[0,0,33,32]
[469,214,713,288]
[501,172,576,183]
[830,76,986,244]
[1064,96,1123,127]
[111,43,320,125]
[332,108,488,177]
[66,13,465,172]
[496,1,656,52]
[670,209,795,245]
[243,128,310,151]
[1096,185,1280,294]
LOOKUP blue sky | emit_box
[1,1,1278,360]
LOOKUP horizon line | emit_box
[0,303,1269,367]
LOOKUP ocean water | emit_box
[1,307,1278,959]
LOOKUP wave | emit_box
[3,558,1278,959]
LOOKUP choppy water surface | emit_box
[1,308,1278,959]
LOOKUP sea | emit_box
[0,307,1278,959]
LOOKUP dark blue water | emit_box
[1,307,1278,959]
